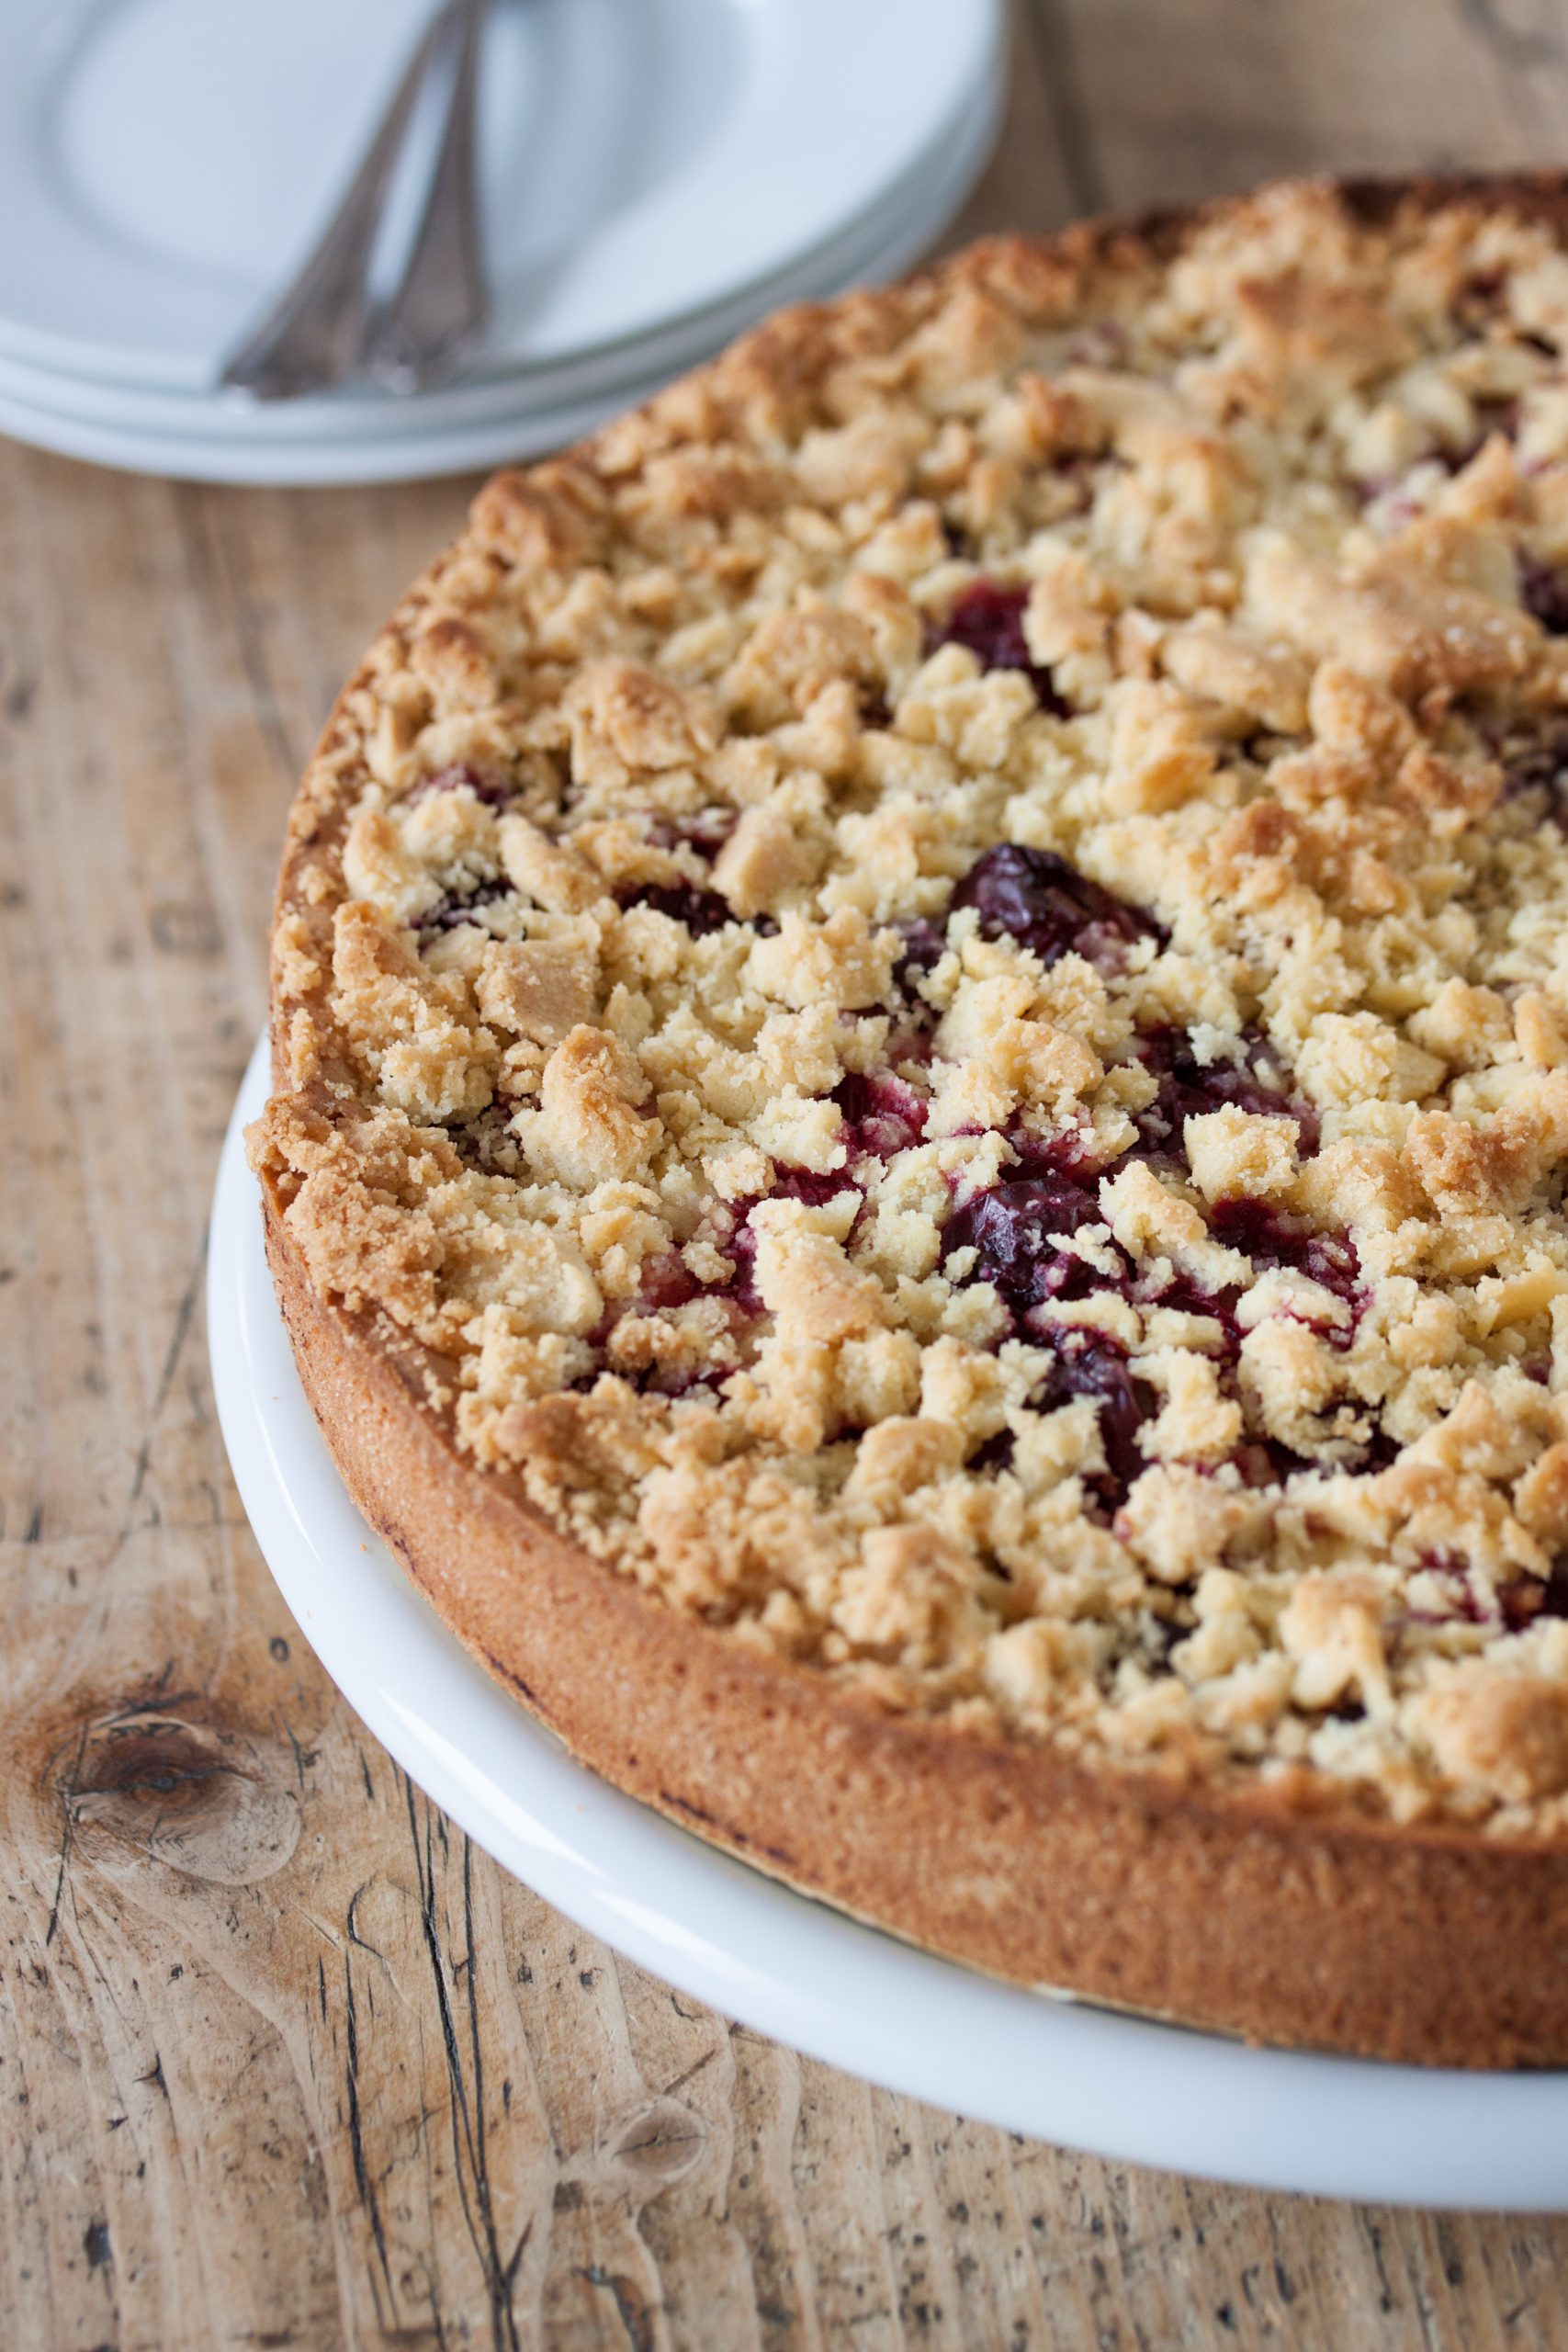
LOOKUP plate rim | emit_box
[212,1035,1568,2211]
[0,58,1002,443]
[0,0,1005,390]
[0,85,1001,488]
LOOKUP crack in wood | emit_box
[343,1943,397,2330]
[579,2263,658,2352]
[404,1774,525,2352]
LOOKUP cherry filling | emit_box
[834,1069,928,1159]
[1465,394,1523,451]
[952,842,1165,974]
[772,1165,860,1209]
[942,1171,1106,1307]
[405,762,515,809]
[940,1155,1145,1499]
[612,1075,917,1362]
[887,839,1162,1006]
[636,1250,706,1312]
[645,809,737,858]
[1502,1566,1568,1630]
[615,881,734,934]
[1403,1552,1494,1630]
[1359,396,1522,507]
[927,581,1069,714]
[940,1149,1364,1498]
[579,816,1363,1487]
[1451,268,1506,326]
[716,1166,865,1317]
[1207,1197,1359,1326]
[1520,555,1568,637]
[415,876,512,936]
[1132,1023,1319,1159]
[1499,715,1568,815]
[1035,1329,1153,1506]
[574,1250,743,1403]
[1402,1553,1568,1634]
[892,917,948,995]
[447,1101,522,1172]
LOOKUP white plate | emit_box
[0,0,1001,391]
[211,1036,1568,2208]
[0,76,1001,487]
[0,53,1001,448]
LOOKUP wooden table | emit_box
[10,6,1568,2343]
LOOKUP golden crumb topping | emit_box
[253,180,1568,1831]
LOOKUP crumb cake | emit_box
[251,176,1568,2064]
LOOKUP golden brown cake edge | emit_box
[263,1185,1568,2066]
[254,176,1568,2064]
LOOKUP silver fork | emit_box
[220,0,490,402]
[368,0,491,392]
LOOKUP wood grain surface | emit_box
[9,5,1568,2344]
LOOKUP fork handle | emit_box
[219,3,465,401]
[367,0,491,392]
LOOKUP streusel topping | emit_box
[254,181,1568,1829]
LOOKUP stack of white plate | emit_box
[0,0,1004,486]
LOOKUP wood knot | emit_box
[598,2097,707,2189]
[55,1709,300,1886]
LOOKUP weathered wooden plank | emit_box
[11,7,1568,2344]
[1035,0,1568,214]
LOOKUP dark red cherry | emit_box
[892,917,948,993]
[616,882,733,934]
[1132,1024,1319,1158]
[406,763,514,809]
[415,876,511,936]
[951,842,1163,972]
[1034,1328,1153,1504]
[772,1166,859,1209]
[835,1070,928,1159]
[719,1166,866,1317]
[942,1172,1111,1310]
[927,581,1069,713]
[645,809,737,858]
[1208,1197,1359,1325]
[1498,715,1568,817]
[969,1427,1015,1472]
[1521,555,1568,637]
[1500,1563,1568,1631]
[637,1250,705,1313]
[1406,1551,1492,1628]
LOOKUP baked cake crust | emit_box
[252,176,1568,2064]
[263,1193,1568,2065]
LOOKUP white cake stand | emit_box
[211,1040,1568,2209]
